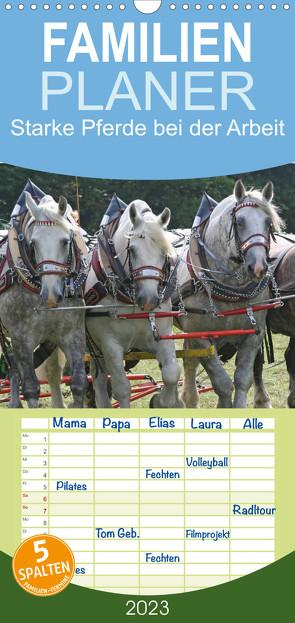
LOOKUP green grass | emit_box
[2,333,290,409]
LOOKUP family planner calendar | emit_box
[0,2,294,621]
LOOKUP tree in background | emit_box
[0,163,294,233]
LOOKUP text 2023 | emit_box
[126,600,169,616]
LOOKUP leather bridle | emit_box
[8,217,89,297]
[126,235,175,303]
[229,201,276,265]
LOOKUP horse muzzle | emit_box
[136,293,160,312]
[246,252,268,280]
[40,279,64,309]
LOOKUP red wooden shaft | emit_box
[216,302,281,317]
[0,392,51,403]
[118,311,184,319]
[159,329,256,340]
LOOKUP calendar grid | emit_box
[20,415,276,595]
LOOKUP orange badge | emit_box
[12,535,75,596]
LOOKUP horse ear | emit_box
[158,207,171,228]
[234,179,246,203]
[262,181,274,203]
[58,196,67,216]
[24,191,39,218]
[129,202,142,228]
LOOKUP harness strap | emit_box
[194,231,235,275]
[264,317,275,364]
[0,320,11,370]
[33,341,57,369]
[98,228,130,286]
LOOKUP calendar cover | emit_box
[0,1,294,620]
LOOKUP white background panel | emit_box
[95,444,138,456]
[231,481,275,492]
[185,516,229,527]
[94,516,139,527]
[185,445,229,455]
[231,540,275,551]
[231,457,274,467]
[185,470,229,480]
[231,552,274,563]
[22,419,48,429]
[186,552,229,563]
[95,433,139,444]
[50,444,93,456]
[140,564,184,575]
[230,445,274,455]
[95,564,139,574]
[185,434,229,444]
[50,516,94,527]
[95,457,138,467]
[50,457,93,467]
[140,481,184,491]
[50,433,93,443]
[140,445,185,456]
[95,541,139,551]
[231,528,275,539]
[95,481,139,491]
[185,564,229,574]
[140,457,184,468]
[140,433,184,444]
[140,517,184,527]
[231,433,274,444]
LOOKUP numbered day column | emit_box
[230,417,275,579]
[21,418,49,541]
[49,417,94,588]
[95,417,139,594]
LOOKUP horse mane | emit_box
[27,195,77,233]
[126,201,174,258]
[245,189,284,232]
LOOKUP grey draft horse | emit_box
[173,180,283,408]
[0,193,88,408]
[85,200,185,409]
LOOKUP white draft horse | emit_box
[174,180,283,408]
[85,200,185,408]
[0,193,88,408]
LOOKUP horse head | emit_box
[25,192,76,308]
[125,200,173,311]
[230,179,283,281]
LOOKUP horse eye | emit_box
[236,218,244,227]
